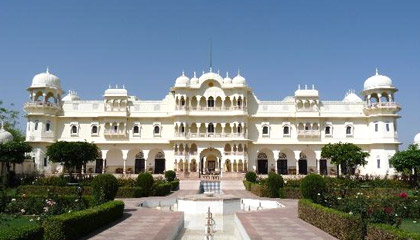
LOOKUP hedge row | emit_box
[298,199,364,240]
[18,184,176,198]
[43,200,125,240]
[366,223,420,240]
[0,221,43,240]
[244,181,302,199]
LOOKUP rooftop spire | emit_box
[226,72,229,78]
[375,67,379,75]
[193,71,197,78]
[209,38,213,70]
[46,66,49,74]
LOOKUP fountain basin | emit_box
[178,193,241,215]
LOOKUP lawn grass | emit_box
[400,219,420,234]
[0,214,40,231]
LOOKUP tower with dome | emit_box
[23,68,401,177]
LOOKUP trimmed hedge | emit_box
[137,173,154,197]
[116,187,143,198]
[91,174,119,204]
[300,174,327,202]
[366,223,420,240]
[0,221,43,240]
[245,172,257,183]
[170,180,179,191]
[250,183,269,197]
[298,199,364,240]
[282,188,302,199]
[243,181,253,191]
[43,200,124,240]
[153,183,171,196]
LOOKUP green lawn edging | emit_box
[42,200,124,240]
[0,219,43,240]
[298,199,364,240]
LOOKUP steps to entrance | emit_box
[179,180,200,190]
[221,180,246,190]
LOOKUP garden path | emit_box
[83,182,337,240]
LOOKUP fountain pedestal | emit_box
[178,193,241,215]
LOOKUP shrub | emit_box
[17,185,93,196]
[250,183,269,197]
[298,199,364,240]
[153,183,171,196]
[137,173,154,197]
[243,181,253,191]
[33,176,68,187]
[300,174,326,202]
[164,170,176,182]
[0,217,43,240]
[117,178,137,187]
[116,187,142,198]
[282,188,303,199]
[366,223,420,240]
[278,188,286,198]
[266,173,284,198]
[170,180,179,191]
[91,174,119,204]
[43,200,124,240]
[245,172,257,183]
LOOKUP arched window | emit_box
[279,153,287,159]
[34,121,39,131]
[133,125,139,134]
[346,125,353,135]
[180,124,185,133]
[299,153,307,160]
[45,122,51,132]
[208,97,214,108]
[180,97,185,106]
[71,125,77,134]
[91,125,98,134]
[262,126,269,136]
[283,126,290,135]
[325,125,332,135]
[237,125,242,133]
[113,125,118,133]
[208,123,214,133]
[154,125,160,135]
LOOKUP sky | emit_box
[0,0,419,148]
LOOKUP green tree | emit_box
[321,142,369,177]
[0,100,19,129]
[46,141,99,180]
[390,144,420,184]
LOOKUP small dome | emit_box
[0,123,13,144]
[62,90,81,101]
[175,72,189,86]
[343,90,363,102]
[190,72,199,85]
[199,70,224,84]
[282,96,295,102]
[232,72,246,85]
[31,68,61,89]
[223,72,232,84]
[414,133,420,145]
[364,68,393,90]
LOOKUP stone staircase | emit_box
[221,180,246,190]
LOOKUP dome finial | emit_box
[237,69,241,76]
[182,70,185,76]
[375,67,379,76]
[193,71,197,78]
[226,72,229,78]
[46,66,49,74]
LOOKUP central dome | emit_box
[31,68,61,89]
[343,90,363,102]
[364,69,392,90]
[175,72,190,86]
[232,73,246,85]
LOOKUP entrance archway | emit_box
[199,148,222,175]
[257,152,268,174]
[154,152,165,174]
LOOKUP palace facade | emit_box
[24,68,401,177]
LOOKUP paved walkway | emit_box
[84,182,337,240]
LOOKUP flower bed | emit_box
[298,199,364,240]
[366,223,420,240]
[0,215,43,240]
[42,200,124,240]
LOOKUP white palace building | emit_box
[23,68,401,177]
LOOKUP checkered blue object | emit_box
[200,181,222,194]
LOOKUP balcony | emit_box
[174,132,248,139]
[24,101,61,115]
[366,102,400,109]
[104,130,127,138]
[297,130,321,138]
[175,106,247,112]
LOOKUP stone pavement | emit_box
[236,199,337,240]
[83,182,337,240]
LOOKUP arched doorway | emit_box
[257,152,268,174]
[135,151,145,173]
[95,151,103,173]
[320,158,328,175]
[199,148,222,175]
[277,153,288,175]
[154,152,165,174]
[298,153,308,175]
